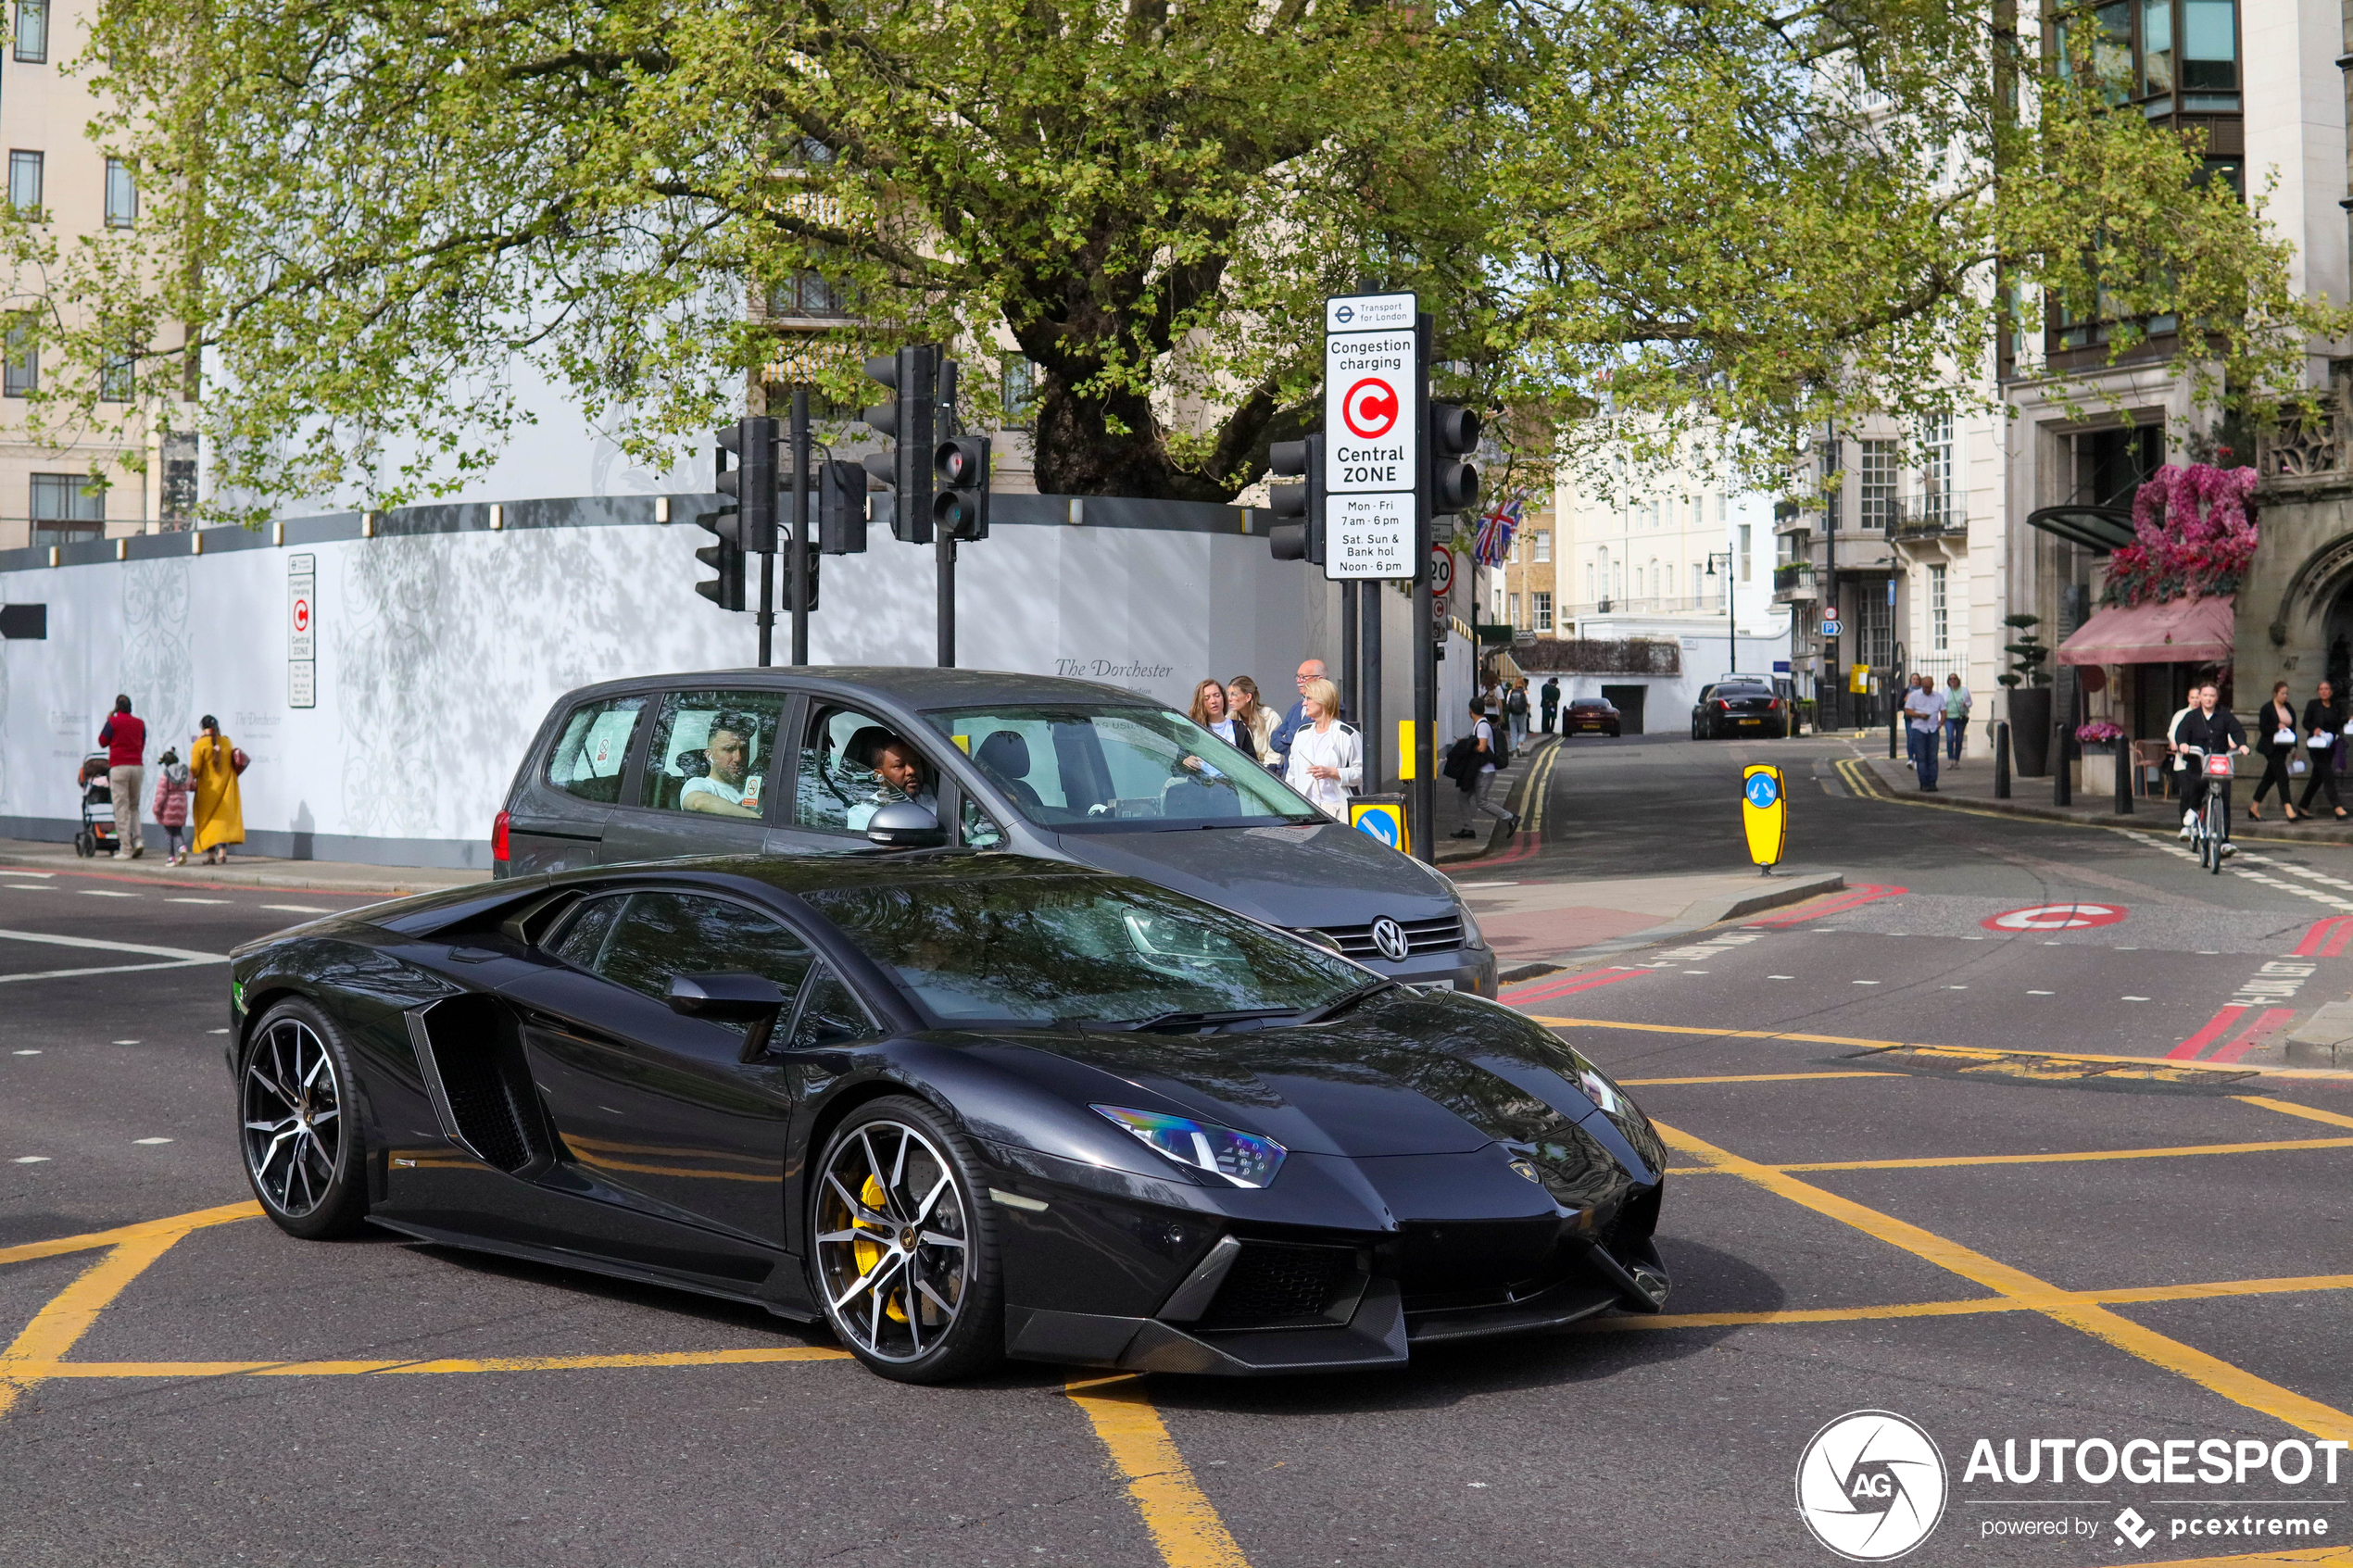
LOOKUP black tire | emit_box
[810,1096,1004,1384]
[72,830,93,859]
[237,998,371,1239]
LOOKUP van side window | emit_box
[635,690,786,818]
[545,696,644,804]
[794,705,937,834]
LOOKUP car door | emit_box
[601,687,790,864]
[499,888,815,1258]
[509,692,648,874]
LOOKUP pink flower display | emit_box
[2102,463,2259,608]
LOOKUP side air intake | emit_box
[404,996,548,1173]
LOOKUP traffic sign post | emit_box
[1820,618,1843,637]
[1349,794,1410,856]
[286,554,316,709]
[1323,293,1417,582]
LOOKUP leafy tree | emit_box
[6,0,2340,519]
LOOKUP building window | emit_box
[30,471,102,543]
[1001,359,1040,429]
[99,347,133,403]
[104,158,135,229]
[8,151,41,215]
[1739,522,1753,580]
[1533,529,1551,563]
[1929,564,1949,651]
[1919,414,1954,521]
[4,319,35,396]
[1534,593,1553,633]
[1857,583,1894,669]
[13,0,44,63]
[766,267,850,319]
[1859,439,1898,530]
[1507,593,1520,628]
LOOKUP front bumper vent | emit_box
[1200,1242,1367,1331]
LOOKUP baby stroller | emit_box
[73,752,120,859]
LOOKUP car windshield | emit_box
[923,704,1322,831]
[802,874,1365,1024]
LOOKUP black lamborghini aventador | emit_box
[227,854,1670,1383]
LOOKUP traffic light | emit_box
[1265,434,1324,563]
[715,415,779,553]
[817,458,868,554]
[933,435,990,541]
[1428,404,1480,516]
[860,348,935,546]
[692,509,746,611]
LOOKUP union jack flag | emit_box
[1473,499,1523,568]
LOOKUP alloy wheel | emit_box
[241,1018,344,1217]
[813,1120,971,1363]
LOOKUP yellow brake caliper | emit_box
[854,1173,909,1323]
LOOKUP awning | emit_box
[2027,504,2137,554]
[2056,595,2234,666]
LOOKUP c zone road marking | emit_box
[1984,902,2127,932]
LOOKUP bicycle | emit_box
[2177,746,2238,873]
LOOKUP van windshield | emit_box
[924,705,1324,832]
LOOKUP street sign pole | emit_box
[936,357,956,669]
[790,386,811,667]
[1323,288,1420,840]
[1412,311,1436,862]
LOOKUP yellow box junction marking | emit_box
[1655,1118,2353,1440]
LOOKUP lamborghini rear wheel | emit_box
[812,1097,1003,1383]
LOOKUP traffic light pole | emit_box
[1412,312,1437,863]
[1340,584,1358,729]
[790,387,811,667]
[1361,581,1383,791]
[937,358,957,669]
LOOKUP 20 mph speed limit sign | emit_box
[1324,292,1417,581]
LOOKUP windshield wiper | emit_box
[1088,1007,1301,1035]
[1291,980,1400,1026]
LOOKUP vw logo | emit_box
[1369,917,1411,962]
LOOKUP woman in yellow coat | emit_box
[189,715,245,864]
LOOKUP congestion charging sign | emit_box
[1324,292,1418,580]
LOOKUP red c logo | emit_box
[1342,378,1399,440]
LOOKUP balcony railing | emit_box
[1564,595,1729,620]
[1889,495,1967,542]
[1772,563,1818,600]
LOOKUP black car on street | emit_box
[1691,682,1788,739]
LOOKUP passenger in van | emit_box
[681,712,762,817]
[847,734,938,831]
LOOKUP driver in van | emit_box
[681,712,762,817]
[848,734,939,830]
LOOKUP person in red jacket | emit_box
[96,694,146,859]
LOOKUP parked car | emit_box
[1691,682,1787,739]
[495,669,1497,996]
[225,853,1669,1383]
[1560,698,1621,738]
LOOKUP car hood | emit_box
[982,991,1659,1176]
[1048,819,1454,927]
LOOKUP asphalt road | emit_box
[5,746,2353,1568]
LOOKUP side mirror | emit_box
[668,971,790,1061]
[864,801,948,849]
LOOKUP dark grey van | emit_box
[494,668,1496,996]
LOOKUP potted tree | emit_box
[2001,614,2053,775]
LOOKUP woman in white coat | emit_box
[1282,677,1362,820]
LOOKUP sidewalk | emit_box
[0,837,490,897]
[1847,746,2353,844]
[1461,867,1845,980]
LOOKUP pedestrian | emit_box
[1281,677,1361,820]
[1540,675,1561,734]
[151,748,193,864]
[1903,673,1944,792]
[1505,680,1531,749]
[1944,672,1971,764]
[2301,679,2348,822]
[1443,696,1517,839]
[2249,680,2304,822]
[1227,675,1277,764]
[1265,658,1328,770]
[95,694,146,859]
[2173,681,2248,852]
[1189,678,1248,755]
[189,714,247,865]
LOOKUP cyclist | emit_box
[2173,681,2249,855]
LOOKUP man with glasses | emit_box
[1265,658,1329,771]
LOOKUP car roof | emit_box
[549,666,1170,713]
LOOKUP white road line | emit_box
[2029,989,2055,995]
[205,1028,229,1035]
[110,1038,141,1045]
[0,960,222,985]
[1768,974,1794,980]
[2122,996,2150,1000]
[261,904,332,915]
[167,897,229,905]
[0,871,55,878]
[1947,985,1969,989]
[80,889,140,898]
[0,928,228,961]
[5,884,53,891]
[10,1156,48,1163]
[11,1049,39,1055]
[1853,980,1881,985]
[132,1137,171,1146]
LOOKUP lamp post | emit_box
[1705,550,1737,679]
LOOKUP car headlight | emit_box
[1453,897,1485,949]
[1092,1106,1287,1188]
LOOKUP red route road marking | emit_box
[2167,1005,2249,1061]
[1504,968,1648,1007]
[1745,884,1907,927]
[2291,916,2350,958]
[2205,1008,2299,1065]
